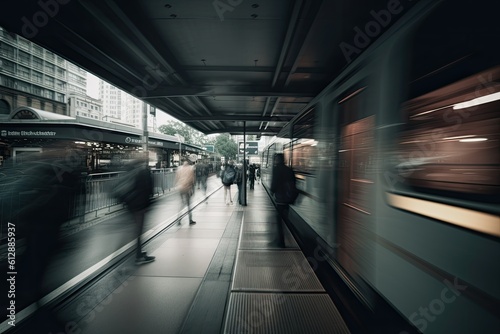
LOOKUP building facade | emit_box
[1,26,159,133]
[67,93,103,120]
[0,26,87,120]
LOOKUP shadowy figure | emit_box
[270,153,296,247]
[196,160,209,197]
[117,158,156,265]
[234,163,244,205]
[5,149,85,331]
[176,159,196,224]
[248,163,256,190]
[221,161,236,205]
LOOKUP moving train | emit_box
[260,1,499,333]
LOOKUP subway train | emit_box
[259,1,499,333]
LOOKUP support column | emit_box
[242,122,247,206]
[142,103,149,159]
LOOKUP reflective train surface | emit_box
[260,1,499,333]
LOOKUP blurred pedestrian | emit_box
[195,161,202,189]
[176,159,196,224]
[270,153,298,247]
[248,163,256,190]
[9,149,84,331]
[196,160,209,197]
[118,158,156,265]
[221,161,236,205]
[234,163,244,205]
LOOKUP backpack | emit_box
[222,167,235,185]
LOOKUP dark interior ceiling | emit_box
[1,0,417,136]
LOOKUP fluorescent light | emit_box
[411,105,451,118]
[459,138,488,142]
[301,139,317,146]
[443,135,476,140]
[453,92,500,110]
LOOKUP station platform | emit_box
[5,175,351,334]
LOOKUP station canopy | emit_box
[0,0,418,136]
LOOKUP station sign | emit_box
[204,144,215,152]
[238,141,258,155]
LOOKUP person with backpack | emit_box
[270,153,298,247]
[221,161,236,205]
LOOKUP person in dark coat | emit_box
[121,158,156,265]
[234,163,244,205]
[248,163,256,190]
[7,149,84,331]
[270,153,295,247]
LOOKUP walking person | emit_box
[270,153,298,247]
[10,149,85,331]
[200,160,209,201]
[248,163,256,190]
[176,159,197,224]
[195,161,203,189]
[221,161,236,205]
[119,158,156,265]
[234,163,244,205]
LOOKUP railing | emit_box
[0,169,179,242]
[82,169,178,216]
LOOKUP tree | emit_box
[158,120,207,146]
[214,133,238,161]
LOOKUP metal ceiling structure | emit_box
[0,0,416,136]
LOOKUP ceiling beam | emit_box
[181,115,294,122]
[272,0,304,87]
[203,127,284,135]
[182,66,329,74]
[143,86,316,98]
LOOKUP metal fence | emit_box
[0,169,178,242]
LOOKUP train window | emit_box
[394,66,500,202]
[291,109,319,174]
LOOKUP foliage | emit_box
[158,121,237,159]
[158,121,206,146]
[214,133,238,160]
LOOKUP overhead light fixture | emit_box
[459,138,488,142]
[411,105,451,118]
[453,91,500,110]
[443,135,476,140]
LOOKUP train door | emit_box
[336,88,376,306]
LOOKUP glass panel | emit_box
[395,66,500,202]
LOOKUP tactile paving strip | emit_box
[232,250,324,291]
[223,292,351,334]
